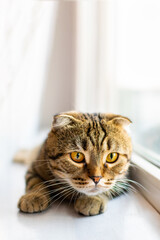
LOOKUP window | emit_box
[114,0,160,167]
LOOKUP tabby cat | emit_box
[18,111,132,216]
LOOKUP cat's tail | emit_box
[13,145,41,165]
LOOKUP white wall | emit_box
[38,2,77,129]
[75,1,116,113]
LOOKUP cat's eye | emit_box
[70,152,85,163]
[106,152,119,163]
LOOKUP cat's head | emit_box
[46,111,132,196]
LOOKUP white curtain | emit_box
[0,1,114,160]
[0,1,58,159]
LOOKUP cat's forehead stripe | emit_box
[107,138,112,150]
[81,139,88,151]
[86,122,96,146]
[83,113,107,149]
[98,120,107,146]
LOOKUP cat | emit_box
[18,111,132,216]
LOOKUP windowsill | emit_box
[131,152,160,213]
[1,156,160,239]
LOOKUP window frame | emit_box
[130,152,160,213]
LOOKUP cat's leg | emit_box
[74,194,108,216]
[18,169,51,213]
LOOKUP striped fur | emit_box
[18,111,132,216]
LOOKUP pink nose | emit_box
[90,176,102,184]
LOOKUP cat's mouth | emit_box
[71,181,113,195]
[90,185,110,191]
[82,185,111,196]
[88,187,100,193]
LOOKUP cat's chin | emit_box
[77,186,108,196]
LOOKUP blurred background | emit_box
[1,0,160,166]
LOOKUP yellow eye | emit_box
[106,152,119,163]
[70,152,85,163]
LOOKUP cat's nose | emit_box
[90,176,102,185]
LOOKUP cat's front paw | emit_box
[18,192,50,213]
[74,195,108,216]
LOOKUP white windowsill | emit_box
[131,152,160,213]
[0,155,160,240]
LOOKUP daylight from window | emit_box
[115,0,160,166]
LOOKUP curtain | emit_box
[0,1,114,160]
[0,1,58,159]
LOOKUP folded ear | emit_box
[52,112,81,129]
[109,116,132,127]
[100,114,132,127]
